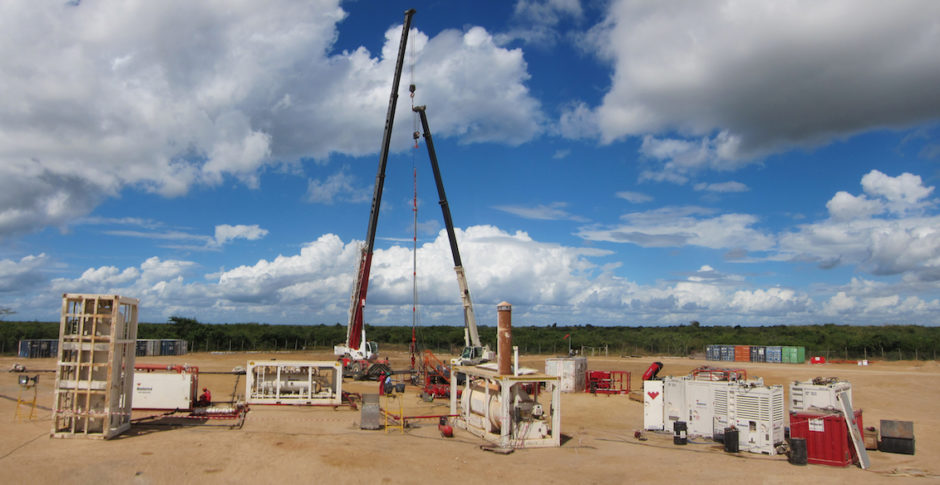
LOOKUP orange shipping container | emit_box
[734,345,751,362]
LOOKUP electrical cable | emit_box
[0,430,47,461]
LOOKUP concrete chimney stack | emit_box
[497,301,512,375]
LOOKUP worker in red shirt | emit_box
[198,387,211,406]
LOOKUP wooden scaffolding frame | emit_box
[51,294,139,439]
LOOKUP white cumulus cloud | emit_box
[0,2,543,238]
[570,0,940,179]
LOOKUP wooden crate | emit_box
[51,294,139,439]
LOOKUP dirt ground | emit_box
[1,350,936,484]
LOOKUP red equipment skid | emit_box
[585,370,631,394]
[420,350,459,399]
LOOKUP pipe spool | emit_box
[497,301,512,375]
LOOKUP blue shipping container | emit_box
[18,340,29,358]
[706,345,721,361]
[750,346,766,362]
[766,346,782,363]
[720,345,735,361]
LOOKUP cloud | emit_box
[578,206,774,251]
[0,2,543,238]
[615,191,652,203]
[571,0,940,175]
[493,202,588,222]
[730,288,811,315]
[861,170,934,214]
[784,171,940,279]
[826,191,883,221]
[305,168,370,205]
[0,254,50,292]
[694,181,749,193]
[9,222,940,325]
[100,219,267,250]
[213,224,268,247]
[495,0,585,47]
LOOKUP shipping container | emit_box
[766,346,782,363]
[720,345,735,361]
[158,339,187,356]
[782,346,802,363]
[545,357,587,392]
[706,345,721,361]
[750,346,766,362]
[790,409,864,466]
[734,345,750,362]
[17,339,59,358]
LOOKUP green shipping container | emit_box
[782,346,795,363]
[782,346,806,363]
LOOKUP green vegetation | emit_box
[1,318,938,360]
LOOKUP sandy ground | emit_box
[1,351,936,484]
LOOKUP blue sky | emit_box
[1,0,940,326]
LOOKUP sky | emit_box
[1,0,940,327]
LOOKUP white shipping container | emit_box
[544,357,587,392]
[789,380,852,412]
[133,372,196,410]
[643,380,665,430]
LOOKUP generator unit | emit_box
[132,364,198,410]
[790,378,852,412]
[729,383,785,455]
[645,375,784,455]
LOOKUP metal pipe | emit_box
[498,302,512,375]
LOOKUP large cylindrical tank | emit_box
[460,383,502,432]
[497,302,512,375]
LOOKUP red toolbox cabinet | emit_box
[789,409,863,466]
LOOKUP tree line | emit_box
[1,317,938,360]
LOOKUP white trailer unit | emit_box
[133,372,196,410]
[246,361,342,405]
[686,380,718,438]
[544,357,587,392]
[643,380,665,430]
[790,379,852,412]
[662,376,690,432]
[729,384,785,455]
